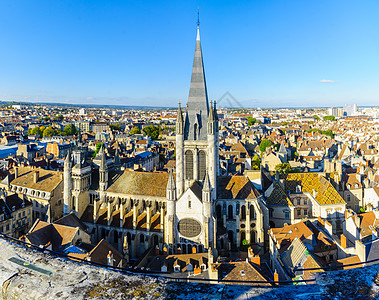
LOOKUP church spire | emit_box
[184,18,209,141]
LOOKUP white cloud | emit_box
[320,79,336,83]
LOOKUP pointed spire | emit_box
[100,147,107,171]
[208,101,215,122]
[203,172,211,192]
[114,142,121,168]
[64,153,71,168]
[278,141,286,154]
[167,168,176,191]
[177,102,183,123]
[214,100,218,121]
[184,20,209,141]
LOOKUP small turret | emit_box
[176,102,184,135]
[166,169,176,201]
[202,172,211,202]
[207,101,216,135]
[63,153,72,215]
[114,142,121,170]
[99,145,108,191]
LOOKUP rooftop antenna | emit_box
[197,7,200,27]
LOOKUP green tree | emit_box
[63,124,77,136]
[143,125,161,140]
[323,115,336,121]
[31,126,42,136]
[321,129,335,138]
[259,139,273,153]
[130,126,141,135]
[252,154,261,170]
[42,126,56,137]
[313,115,320,120]
[247,117,256,126]
[275,163,292,174]
[53,114,64,121]
[110,123,121,131]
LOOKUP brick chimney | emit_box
[34,170,39,183]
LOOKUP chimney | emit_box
[34,170,39,183]
[192,246,197,254]
[274,271,279,285]
[14,167,18,179]
[340,234,347,248]
[163,246,168,255]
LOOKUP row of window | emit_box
[297,209,308,217]
[295,198,307,206]
[185,150,207,180]
[11,186,49,199]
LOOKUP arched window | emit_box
[228,205,233,220]
[185,150,194,180]
[250,205,255,219]
[241,205,246,220]
[198,150,207,180]
[240,231,246,246]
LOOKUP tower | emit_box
[63,154,72,215]
[202,172,214,248]
[175,22,218,197]
[99,145,109,192]
[166,169,176,248]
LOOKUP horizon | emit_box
[1,1,378,107]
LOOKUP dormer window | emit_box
[354,184,359,189]
[296,185,302,193]
[347,184,351,190]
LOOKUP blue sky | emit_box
[0,0,378,108]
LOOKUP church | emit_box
[63,23,269,259]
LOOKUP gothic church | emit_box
[64,23,268,259]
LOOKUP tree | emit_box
[31,126,42,136]
[313,115,320,120]
[42,126,56,137]
[53,114,64,121]
[259,139,273,153]
[247,117,256,126]
[143,125,161,140]
[63,124,77,136]
[323,115,336,121]
[110,123,121,131]
[130,126,141,135]
[252,154,261,170]
[321,129,335,138]
[275,163,292,174]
